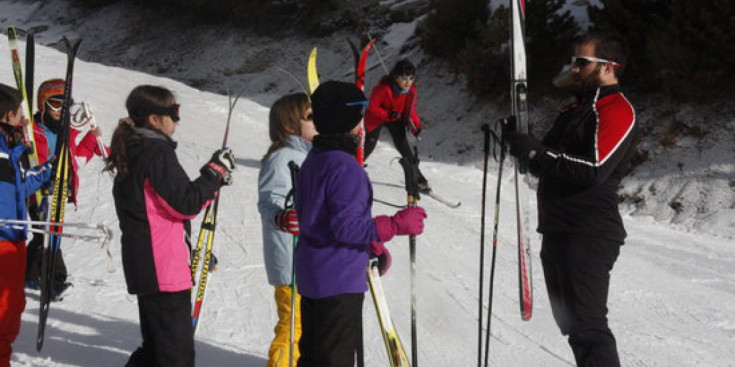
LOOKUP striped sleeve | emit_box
[595,93,636,165]
[537,91,636,186]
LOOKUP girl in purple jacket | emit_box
[295,81,427,367]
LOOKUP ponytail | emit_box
[104,85,175,178]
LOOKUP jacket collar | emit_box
[132,126,177,149]
[578,84,620,105]
[285,134,312,152]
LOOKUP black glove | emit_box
[405,118,421,137]
[389,111,401,121]
[505,132,545,161]
[200,148,235,186]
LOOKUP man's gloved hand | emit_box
[505,132,545,161]
[200,148,235,186]
[275,208,299,236]
[389,111,401,121]
[370,241,392,276]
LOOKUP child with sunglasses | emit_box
[363,59,431,192]
[295,81,427,366]
[105,85,235,367]
[257,92,316,367]
[0,83,54,367]
[24,79,110,300]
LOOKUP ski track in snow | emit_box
[1,26,734,367]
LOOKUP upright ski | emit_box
[37,37,82,351]
[7,26,42,206]
[25,32,34,112]
[307,47,319,94]
[191,90,242,334]
[509,0,533,321]
[355,39,376,166]
[367,258,410,367]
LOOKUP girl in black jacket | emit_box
[105,85,235,367]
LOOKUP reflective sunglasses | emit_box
[45,97,64,112]
[396,75,415,82]
[571,56,621,68]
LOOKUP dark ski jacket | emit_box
[113,127,219,295]
[294,147,380,299]
[531,84,637,242]
[0,123,53,242]
[364,75,421,134]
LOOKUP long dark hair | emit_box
[263,92,310,160]
[104,85,176,177]
[0,83,23,120]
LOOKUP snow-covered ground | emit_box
[2,1,734,366]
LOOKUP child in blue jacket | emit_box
[0,84,53,367]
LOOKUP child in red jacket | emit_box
[363,59,430,191]
[25,79,109,299]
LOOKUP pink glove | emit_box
[370,241,392,276]
[275,209,299,235]
[374,206,427,243]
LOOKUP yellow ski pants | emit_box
[268,285,301,367]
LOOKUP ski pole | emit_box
[81,101,108,159]
[484,120,509,367]
[0,218,110,230]
[367,34,390,75]
[478,124,491,367]
[399,147,421,367]
[2,225,110,242]
[287,160,300,367]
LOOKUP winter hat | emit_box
[311,81,367,135]
[37,79,65,111]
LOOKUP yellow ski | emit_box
[307,47,320,94]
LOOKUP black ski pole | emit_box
[478,124,491,367]
[483,119,512,367]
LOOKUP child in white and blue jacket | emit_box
[257,92,316,367]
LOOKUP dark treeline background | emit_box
[72,0,734,99]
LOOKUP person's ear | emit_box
[147,114,160,128]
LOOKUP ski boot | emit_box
[50,282,73,302]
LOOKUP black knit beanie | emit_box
[311,81,367,134]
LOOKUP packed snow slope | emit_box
[1,35,734,367]
[2,0,733,238]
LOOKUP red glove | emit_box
[275,208,299,235]
[370,241,392,276]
